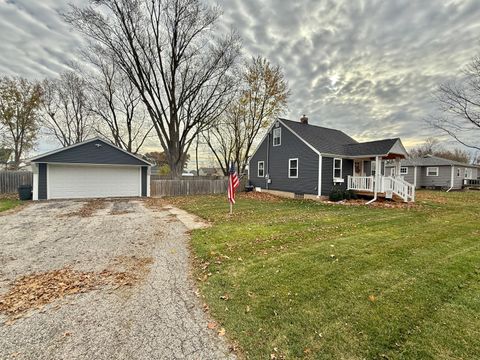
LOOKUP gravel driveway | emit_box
[0,200,233,360]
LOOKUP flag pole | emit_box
[229,201,233,214]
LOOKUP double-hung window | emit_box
[258,161,265,177]
[273,128,281,146]
[334,158,342,179]
[288,158,298,178]
[426,167,438,176]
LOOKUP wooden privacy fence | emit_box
[0,171,33,193]
[150,178,229,197]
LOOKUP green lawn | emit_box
[0,199,21,213]
[172,191,480,359]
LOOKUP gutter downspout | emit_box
[447,165,454,192]
[317,155,323,197]
[266,132,270,190]
[366,156,381,205]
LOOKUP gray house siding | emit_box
[38,163,47,200]
[33,140,148,166]
[249,122,319,194]
[418,165,452,188]
[141,166,148,196]
[385,165,415,184]
[321,157,354,196]
[249,136,268,189]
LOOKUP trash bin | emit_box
[18,185,32,200]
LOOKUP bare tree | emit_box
[431,56,480,151]
[84,51,153,154]
[204,56,289,175]
[41,71,95,146]
[409,137,471,163]
[0,77,42,169]
[65,0,241,177]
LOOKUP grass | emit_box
[0,199,21,213]
[171,191,480,359]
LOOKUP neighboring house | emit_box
[385,155,480,190]
[198,167,224,177]
[249,116,415,202]
[30,138,151,200]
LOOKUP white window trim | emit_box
[273,128,281,147]
[288,158,298,179]
[400,167,408,175]
[390,168,396,176]
[257,161,265,177]
[333,158,342,180]
[426,167,439,177]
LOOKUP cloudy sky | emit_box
[1,0,479,162]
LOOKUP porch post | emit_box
[374,156,381,195]
[395,157,401,178]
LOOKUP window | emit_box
[400,167,408,175]
[258,161,264,177]
[390,167,396,176]
[334,158,342,179]
[457,168,461,177]
[465,168,472,179]
[288,158,298,178]
[273,127,281,146]
[426,167,438,176]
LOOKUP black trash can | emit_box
[18,185,33,200]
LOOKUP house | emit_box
[198,167,224,177]
[385,155,479,190]
[249,116,415,202]
[30,138,151,200]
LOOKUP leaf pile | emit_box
[61,199,107,217]
[0,258,153,322]
[239,192,282,202]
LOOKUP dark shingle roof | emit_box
[279,118,402,157]
[344,139,400,156]
[388,155,479,168]
[279,118,357,155]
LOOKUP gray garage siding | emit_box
[141,167,148,196]
[33,139,148,166]
[249,122,319,194]
[321,157,354,196]
[38,163,47,200]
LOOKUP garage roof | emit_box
[30,138,152,166]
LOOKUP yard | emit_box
[0,199,21,213]
[172,191,480,359]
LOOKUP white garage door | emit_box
[48,164,141,199]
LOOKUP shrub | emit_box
[329,185,345,201]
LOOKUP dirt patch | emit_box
[322,198,418,209]
[61,199,107,218]
[0,257,154,324]
[109,200,136,215]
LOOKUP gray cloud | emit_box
[1,0,479,156]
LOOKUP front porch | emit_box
[347,156,415,202]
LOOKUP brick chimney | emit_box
[300,114,309,124]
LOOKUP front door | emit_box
[354,160,364,176]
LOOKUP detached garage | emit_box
[31,138,151,200]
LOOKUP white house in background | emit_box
[385,155,480,190]
[29,138,152,200]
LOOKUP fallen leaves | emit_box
[207,321,217,329]
[240,192,282,202]
[368,294,377,303]
[0,256,154,323]
[61,200,107,218]
[218,327,226,336]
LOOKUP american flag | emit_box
[227,163,240,204]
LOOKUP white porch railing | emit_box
[347,175,415,202]
[347,176,374,191]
